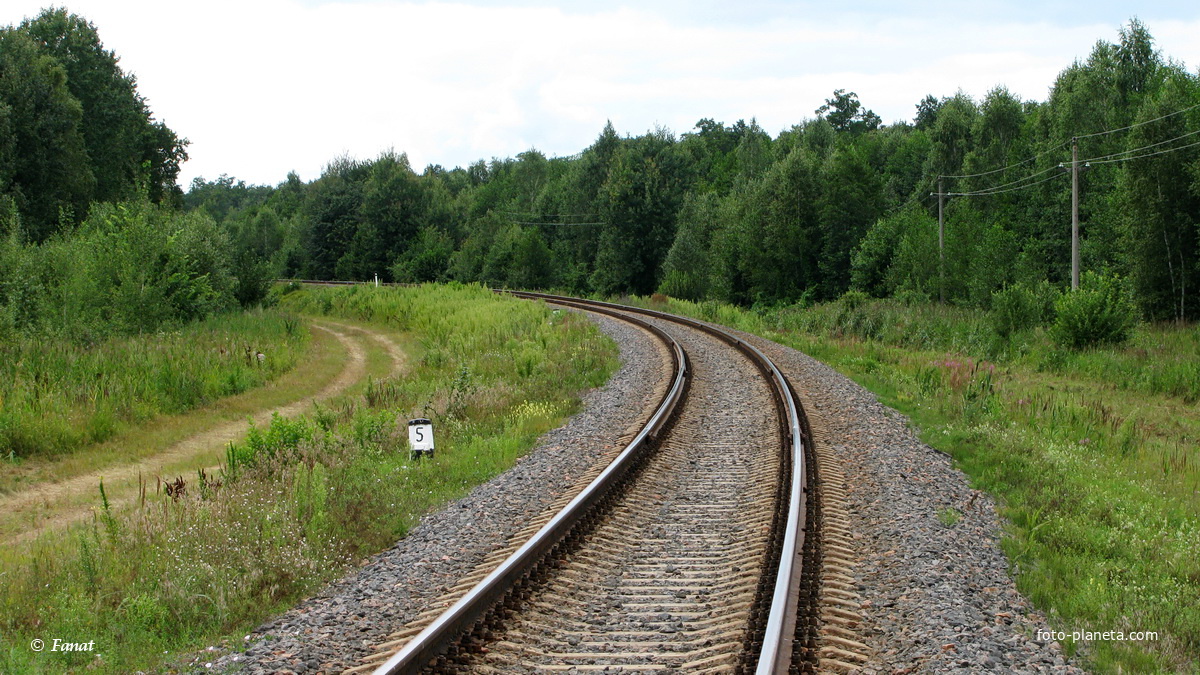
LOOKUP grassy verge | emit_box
[621,293,1199,673]
[0,283,617,673]
[0,307,307,464]
[0,321,344,499]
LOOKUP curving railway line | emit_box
[344,291,824,673]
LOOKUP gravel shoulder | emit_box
[736,328,1085,674]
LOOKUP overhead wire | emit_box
[1074,102,1200,139]
[938,138,1072,180]
[497,209,606,226]
[1084,138,1200,165]
[943,163,1064,196]
[511,221,605,226]
[498,210,599,218]
[939,102,1200,197]
[1077,127,1200,164]
[945,171,1069,197]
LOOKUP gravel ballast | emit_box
[203,311,1084,674]
[738,329,1084,674]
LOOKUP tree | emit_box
[816,89,881,135]
[914,94,944,130]
[659,192,720,300]
[357,151,426,279]
[392,226,453,283]
[818,146,883,298]
[591,130,691,295]
[737,147,823,303]
[1115,18,1159,105]
[21,9,187,208]
[1117,71,1200,321]
[853,207,916,297]
[508,227,553,289]
[301,156,367,279]
[924,93,977,179]
[0,27,93,240]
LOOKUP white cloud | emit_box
[6,2,1199,187]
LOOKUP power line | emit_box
[938,101,1200,186]
[511,221,606,226]
[939,139,1071,180]
[940,163,1062,196]
[1077,127,1200,164]
[1084,137,1200,166]
[498,210,599,218]
[944,170,1068,196]
[1074,102,1200,140]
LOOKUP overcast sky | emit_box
[7,1,1200,188]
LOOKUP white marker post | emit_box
[407,418,434,459]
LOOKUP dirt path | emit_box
[2,320,407,545]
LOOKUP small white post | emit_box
[407,418,434,459]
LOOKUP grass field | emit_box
[0,283,618,674]
[623,293,1199,673]
[0,308,308,464]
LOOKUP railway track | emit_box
[343,292,820,673]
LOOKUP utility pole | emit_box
[938,177,945,303]
[1071,137,1080,291]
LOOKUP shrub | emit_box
[1050,273,1138,349]
[894,287,931,307]
[991,281,1057,337]
[839,289,869,312]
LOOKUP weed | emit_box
[938,507,962,528]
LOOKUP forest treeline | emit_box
[186,19,1199,323]
[3,11,1199,343]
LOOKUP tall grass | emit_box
[0,308,306,460]
[772,297,1200,403]
[0,283,618,673]
[624,292,1200,673]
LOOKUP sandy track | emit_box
[1,320,406,545]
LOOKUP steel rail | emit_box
[372,295,689,674]
[287,280,807,672]
[510,293,808,674]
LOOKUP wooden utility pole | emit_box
[938,177,945,303]
[1071,137,1080,290]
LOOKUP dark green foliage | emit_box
[0,26,93,240]
[1116,72,1200,321]
[727,147,823,304]
[1051,273,1138,349]
[816,89,881,135]
[991,282,1057,337]
[0,10,186,239]
[852,206,932,297]
[819,146,883,299]
[658,192,719,300]
[392,226,454,283]
[0,199,238,341]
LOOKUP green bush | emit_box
[991,281,1057,337]
[1050,273,1138,349]
[838,289,869,312]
